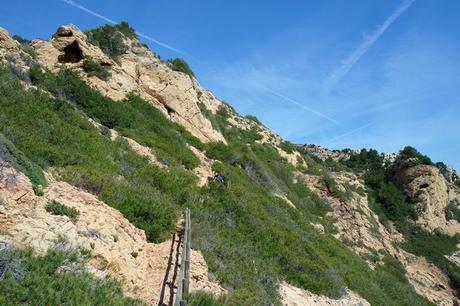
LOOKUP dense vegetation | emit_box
[167,58,195,77]
[85,22,136,60]
[188,105,433,305]
[0,66,198,242]
[0,133,47,195]
[29,66,202,169]
[82,59,111,80]
[343,147,460,295]
[0,58,438,305]
[344,148,416,223]
[0,247,143,305]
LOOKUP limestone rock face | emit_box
[30,24,225,143]
[397,165,460,235]
[0,28,20,51]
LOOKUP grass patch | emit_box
[45,200,79,219]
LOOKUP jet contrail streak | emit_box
[255,84,342,126]
[326,122,373,144]
[61,0,191,57]
[326,0,416,87]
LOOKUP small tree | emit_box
[167,58,195,77]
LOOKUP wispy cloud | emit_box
[61,0,191,57]
[325,0,416,87]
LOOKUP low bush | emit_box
[396,146,433,166]
[85,22,136,60]
[0,247,143,305]
[0,133,47,194]
[167,58,195,77]
[82,59,111,80]
[446,200,460,222]
[45,200,79,219]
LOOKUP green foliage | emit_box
[455,180,460,189]
[279,140,295,154]
[445,200,460,222]
[0,133,48,194]
[167,58,195,77]
[0,247,143,305]
[85,22,136,60]
[194,107,432,305]
[396,146,433,166]
[29,66,201,169]
[344,149,415,223]
[244,114,262,125]
[1,64,435,305]
[45,200,79,219]
[0,66,198,242]
[82,59,111,80]
[188,291,224,306]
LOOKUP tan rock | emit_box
[0,27,20,51]
[397,165,460,235]
[279,282,370,306]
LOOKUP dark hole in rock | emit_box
[420,183,430,189]
[164,104,175,116]
[58,41,83,63]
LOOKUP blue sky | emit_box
[2,1,459,169]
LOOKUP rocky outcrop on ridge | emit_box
[30,24,225,144]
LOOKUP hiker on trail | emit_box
[213,172,225,184]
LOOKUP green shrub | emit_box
[45,200,79,219]
[167,58,195,77]
[446,200,460,222]
[0,133,47,194]
[85,22,136,60]
[82,59,111,80]
[188,291,223,306]
[396,146,433,166]
[244,114,262,125]
[279,141,295,154]
[0,247,143,305]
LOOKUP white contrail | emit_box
[61,0,191,57]
[255,84,342,126]
[326,0,416,87]
[325,122,373,144]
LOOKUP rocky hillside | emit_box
[1,23,460,306]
